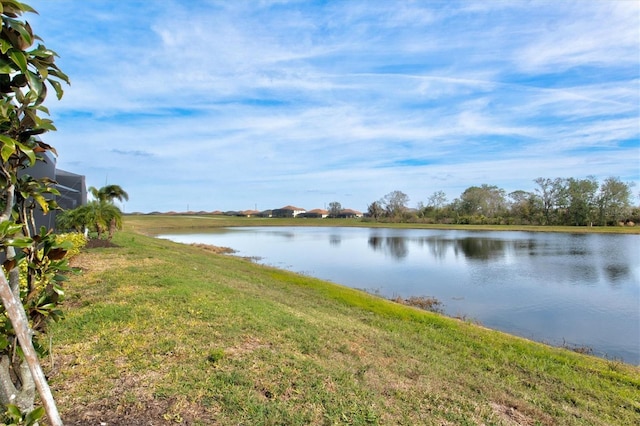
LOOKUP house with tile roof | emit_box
[337,208,363,218]
[272,205,306,217]
[302,209,329,218]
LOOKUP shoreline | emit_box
[47,221,640,424]
[125,213,640,235]
[160,224,639,365]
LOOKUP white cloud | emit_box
[26,0,640,212]
[514,1,639,72]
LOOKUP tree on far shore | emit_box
[328,201,342,218]
[366,177,635,226]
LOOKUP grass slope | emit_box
[46,222,640,425]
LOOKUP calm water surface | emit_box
[160,227,640,364]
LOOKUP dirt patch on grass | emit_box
[59,378,216,425]
[53,355,202,425]
[490,402,545,426]
[190,242,236,254]
[69,251,130,274]
[226,336,271,358]
[60,396,175,426]
[70,248,162,275]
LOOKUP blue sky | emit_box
[27,0,639,213]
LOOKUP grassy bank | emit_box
[124,213,640,234]
[45,220,640,425]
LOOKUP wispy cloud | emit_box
[28,0,640,212]
[514,2,639,72]
[111,149,154,158]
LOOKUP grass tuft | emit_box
[207,349,225,364]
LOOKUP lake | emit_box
[159,227,640,365]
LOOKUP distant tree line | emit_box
[364,176,637,226]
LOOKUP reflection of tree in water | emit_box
[454,238,506,260]
[369,235,506,261]
[270,230,295,240]
[368,236,382,250]
[368,236,408,259]
[415,237,450,260]
[329,234,341,246]
[421,238,453,259]
[514,239,537,256]
[605,264,630,285]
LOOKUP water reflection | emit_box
[570,264,599,286]
[407,235,633,286]
[605,264,630,285]
[343,230,635,289]
[368,235,409,259]
[420,236,450,260]
[373,234,510,261]
[514,239,537,254]
[454,237,506,261]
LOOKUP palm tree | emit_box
[91,201,123,239]
[56,205,89,233]
[88,185,128,240]
[59,184,129,240]
[89,184,129,204]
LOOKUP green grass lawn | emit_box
[45,217,640,425]
[125,213,640,234]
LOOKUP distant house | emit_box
[21,150,86,230]
[302,209,329,218]
[272,205,306,218]
[258,210,273,218]
[239,210,260,217]
[337,209,363,218]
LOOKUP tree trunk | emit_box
[108,218,116,240]
[0,269,63,425]
[0,355,35,413]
